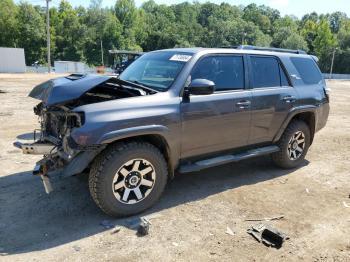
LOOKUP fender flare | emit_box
[97,125,179,177]
[273,105,317,143]
[97,125,171,144]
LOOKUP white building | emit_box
[0,47,26,73]
[54,61,86,73]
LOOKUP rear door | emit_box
[248,55,298,144]
[180,54,252,158]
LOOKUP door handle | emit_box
[236,100,251,109]
[282,96,296,103]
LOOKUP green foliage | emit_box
[281,33,309,51]
[0,0,18,47]
[337,20,350,49]
[16,2,46,65]
[0,0,349,72]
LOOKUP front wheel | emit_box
[272,120,311,169]
[89,142,168,217]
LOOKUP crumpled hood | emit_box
[29,74,112,106]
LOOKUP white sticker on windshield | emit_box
[169,54,192,62]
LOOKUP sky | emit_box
[21,0,350,18]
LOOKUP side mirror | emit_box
[188,79,215,95]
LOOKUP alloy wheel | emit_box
[287,131,305,160]
[112,159,156,204]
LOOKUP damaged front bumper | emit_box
[14,141,57,193]
[14,134,105,194]
[14,141,56,155]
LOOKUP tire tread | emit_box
[88,142,167,217]
[272,120,310,169]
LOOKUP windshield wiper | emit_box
[119,79,159,93]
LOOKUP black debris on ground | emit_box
[247,223,289,249]
[137,219,150,236]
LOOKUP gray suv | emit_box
[14,46,330,217]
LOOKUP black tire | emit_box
[272,120,311,169]
[89,142,168,217]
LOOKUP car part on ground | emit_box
[137,218,150,236]
[247,223,289,248]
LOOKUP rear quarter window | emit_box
[250,56,290,88]
[290,57,322,85]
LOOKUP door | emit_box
[180,54,252,158]
[248,55,298,144]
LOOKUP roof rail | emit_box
[235,45,307,54]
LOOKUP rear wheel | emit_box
[272,120,311,169]
[89,142,168,217]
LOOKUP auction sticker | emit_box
[169,54,192,62]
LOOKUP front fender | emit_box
[99,125,179,170]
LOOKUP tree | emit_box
[281,33,309,51]
[1,0,350,73]
[53,1,87,62]
[301,19,318,53]
[83,1,123,65]
[313,19,337,56]
[243,4,276,34]
[272,27,296,47]
[338,20,350,49]
[16,2,46,65]
[115,0,143,50]
[0,0,18,47]
[313,19,337,72]
[301,12,319,26]
[328,11,347,33]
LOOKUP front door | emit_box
[180,54,252,158]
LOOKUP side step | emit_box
[178,145,280,173]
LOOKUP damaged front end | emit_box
[14,74,153,193]
[14,102,104,193]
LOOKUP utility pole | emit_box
[100,39,104,66]
[46,0,51,73]
[329,48,336,80]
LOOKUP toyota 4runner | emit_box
[14,45,330,217]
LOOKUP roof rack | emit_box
[221,45,307,54]
[108,50,144,55]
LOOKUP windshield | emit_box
[119,51,193,91]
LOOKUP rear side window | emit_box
[191,55,244,91]
[291,57,322,85]
[250,56,290,88]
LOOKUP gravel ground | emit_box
[0,74,349,262]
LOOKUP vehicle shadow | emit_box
[0,156,308,255]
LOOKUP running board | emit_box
[178,145,280,173]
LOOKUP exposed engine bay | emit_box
[65,78,149,107]
[14,74,156,192]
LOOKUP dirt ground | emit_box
[0,74,349,262]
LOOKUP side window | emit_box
[191,55,244,91]
[290,57,322,85]
[280,65,290,86]
[250,56,290,88]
